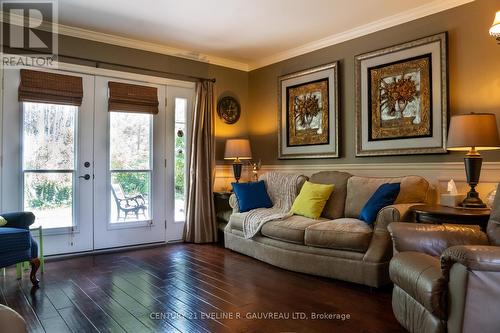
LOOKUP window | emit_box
[22,102,77,229]
[174,98,187,222]
[109,112,152,223]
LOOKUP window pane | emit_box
[24,172,73,228]
[110,112,151,170]
[174,98,187,222]
[23,102,76,170]
[110,172,150,223]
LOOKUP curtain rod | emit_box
[61,54,217,83]
[5,48,216,83]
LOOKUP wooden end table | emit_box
[410,204,491,231]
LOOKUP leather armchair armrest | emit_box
[441,245,500,275]
[229,194,239,213]
[388,222,489,257]
[2,212,35,230]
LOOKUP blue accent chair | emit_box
[0,212,41,286]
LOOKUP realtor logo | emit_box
[1,0,58,68]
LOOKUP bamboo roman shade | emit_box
[18,69,83,106]
[108,81,159,114]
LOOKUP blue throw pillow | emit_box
[232,181,273,213]
[359,183,401,225]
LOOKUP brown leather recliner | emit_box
[387,188,500,333]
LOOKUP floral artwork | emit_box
[287,79,329,146]
[355,33,448,156]
[278,62,338,159]
[368,55,431,141]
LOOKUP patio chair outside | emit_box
[111,183,147,220]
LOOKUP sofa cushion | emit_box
[0,227,31,253]
[359,183,400,225]
[309,171,352,219]
[290,181,335,219]
[232,181,272,212]
[305,218,373,252]
[345,175,431,218]
[261,216,325,244]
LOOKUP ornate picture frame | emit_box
[278,62,339,159]
[355,33,448,156]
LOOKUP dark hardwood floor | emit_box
[0,244,405,333]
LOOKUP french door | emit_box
[2,68,94,255]
[93,76,166,249]
[1,66,193,255]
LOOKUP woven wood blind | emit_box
[18,69,84,106]
[108,81,159,114]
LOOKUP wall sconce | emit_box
[490,11,500,43]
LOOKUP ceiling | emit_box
[54,0,472,70]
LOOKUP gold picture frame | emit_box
[355,33,448,156]
[278,62,339,159]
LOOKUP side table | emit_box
[214,191,232,243]
[410,204,491,231]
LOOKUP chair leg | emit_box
[30,258,40,287]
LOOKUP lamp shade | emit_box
[490,11,500,38]
[447,113,500,151]
[224,139,252,160]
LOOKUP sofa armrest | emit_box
[374,203,419,231]
[363,204,419,263]
[441,245,500,275]
[2,212,35,230]
[388,223,489,257]
[229,194,239,213]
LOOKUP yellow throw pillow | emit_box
[290,181,335,219]
[0,216,7,227]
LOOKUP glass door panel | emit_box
[109,112,152,223]
[22,102,77,229]
[174,98,187,222]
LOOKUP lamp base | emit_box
[460,187,487,208]
[232,162,242,183]
[461,156,486,208]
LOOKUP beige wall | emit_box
[247,0,500,165]
[43,33,249,163]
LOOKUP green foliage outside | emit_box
[113,172,149,196]
[175,135,185,199]
[26,175,72,209]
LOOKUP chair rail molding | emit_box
[214,161,500,193]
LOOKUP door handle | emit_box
[79,174,91,180]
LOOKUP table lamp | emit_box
[489,10,500,42]
[224,139,252,182]
[447,113,500,208]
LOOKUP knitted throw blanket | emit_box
[242,172,302,239]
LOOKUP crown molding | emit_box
[0,11,250,72]
[248,0,474,70]
[1,0,473,72]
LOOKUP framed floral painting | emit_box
[355,33,448,156]
[278,62,339,159]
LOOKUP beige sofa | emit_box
[224,171,434,287]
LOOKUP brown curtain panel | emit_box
[18,69,83,106]
[183,80,217,243]
[108,81,159,114]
